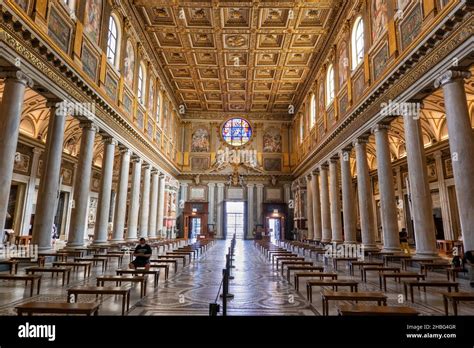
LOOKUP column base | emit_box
[343,241,358,245]
[321,239,331,243]
[361,244,380,251]
[65,242,86,249]
[331,239,344,244]
[92,240,109,246]
[381,247,402,253]
[37,246,55,252]
[415,250,440,258]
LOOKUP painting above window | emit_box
[221,118,252,147]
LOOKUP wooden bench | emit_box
[349,261,383,276]
[67,286,130,315]
[0,274,41,296]
[0,260,18,274]
[96,275,147,297]
[95,253,124,266]
[446,267,468,281]
[307,280,359,303]
[380,272,426,291]
[74,257,108,272]
[403,280,459,303]
[116,269,160,287]
[287,266,324,282]
[419,262,451,276]
[150,259,178,273]
[276,257,305,270]
[320,290,387,316]
[10,256,45,267]
[52,261,92,279]
[294,272,337,291]
[25,266,72,285]
[280,261,313,276]
[157,255,186,266]
[330,257,358,271]
[440,292,474,316]
[149,264,169,279]
[337,304,419,316]
[16,301,100,316]
[272,254,298,265]
[361,266,400,282]
[401,257,438,270]
[383,254,412,266]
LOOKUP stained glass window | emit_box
[221,118,252,147]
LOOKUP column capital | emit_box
[45,98,63,109]
[102,135,117,146]
[119,145,131,155]
[246,183,255,188]
[131,155,142,164]
[256,183,265,188]
[216,182,225,188]
[341,145,353,154]
[435,69,471,88]
[306,174,312,182]
[312,169,320,176]
[372,123,390,134]
[320,163,329,170]
[151,168,159,175]
[330,155,339,164]
[433,150,443,159]
[0,68,33,87]
[353,137,369,147]
[158,172,165,179]
[180,182,188,187]
[207,182,216,188]
[142,163,151,170]
[32,147,42,155]
[79,121,99,133]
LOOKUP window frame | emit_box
[351,16,365,70]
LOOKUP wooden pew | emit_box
[272,253,298,265]
[16,301,100,316]
[403,280,459,303]
[276,257,305,270]
[149,264,169,279]
[307,280,359,302]
[67,286,131,315]
[337,304,419,316]
[74,257,108,272]
[157,255,186,266]
[52,261,92,279]
[349,261,383,276]
[150,259,178,273]
[380,272,426,291]
[287,266,324,282]
[329,257,358,271]
[96,275,147,297]
[441,292,474,315]
[0,260,18,274]
[116,269,160,287]
[294,272,337,291]
[320,290,387,315]
[280,261,313,276]
[25,267,72,286]
[361,266,400,282]
[419,262,451,276]
[446,267,468,281]
[0,274,41,296]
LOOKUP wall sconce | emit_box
[272,209,279,217]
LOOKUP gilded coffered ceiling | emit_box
[129,0,345,118]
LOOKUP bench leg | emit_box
[453,301,458,316]
[443,296,449,315]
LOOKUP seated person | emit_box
[129,238,152,270]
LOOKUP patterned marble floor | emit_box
[0,240,473,316]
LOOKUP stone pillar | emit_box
[0,70,31,234]
[126,157,142,241]
[247,184,255,239]
[320,164,331,242]
[310,171,322,241]
[403,108,437,256]
[305,175,314,240]
[435,70,474,252]
[340,148,357,244]
[156,173,166,237]
[329,158,343,242]
[93,136,116,244]
[256,183,264,225]
[148,169,159,238]
[111,147,131,242]
[67,122,98,247]
[395,166,407,231]
[139,164,151,238]
[354,138,377,250]
[21,147,41,236]
[284,183,291,203]
[433,151,453,240]
[32,100,67,250]
[216,183,225,238]
[208,183,215,224]
[373,124,401,251]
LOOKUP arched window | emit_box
[351,16,364,70]
[137,63,146,105]
[309,94,316,128]
[106,15,120,67]
[326,65,335,107]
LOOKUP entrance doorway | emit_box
[189,217,202,239]
[225,201,244,239]
[267,217,281,243]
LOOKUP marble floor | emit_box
[0,240,473,316]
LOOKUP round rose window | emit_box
[221,118,252,147]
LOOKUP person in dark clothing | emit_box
[129,238,152,270]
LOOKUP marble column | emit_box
[354,138,377,250]
[373,124,401,251]
[111,147,131,242]
[311,171,322,241]
[156,173,166,238]
[208,183,215,224]
[435,70,474,252]
[329,158,343,242]
[0,70,31,234]
[247,184,255,239]
[139,164,151,238]
[148,169,159,238]
[403,108,437,256]
[305,175,314,240]
[256,183,264,225]
[32,100,67,250]
[216,183,225,238]
[340,148,357,244]
[67,122,98,247]
[284,183,291,203]
[126,157,142,241]
[320,164,332,242]
[21,148,41,236]
[93,136,116,244]
[433,151,453,240]
[395,166,407,231]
